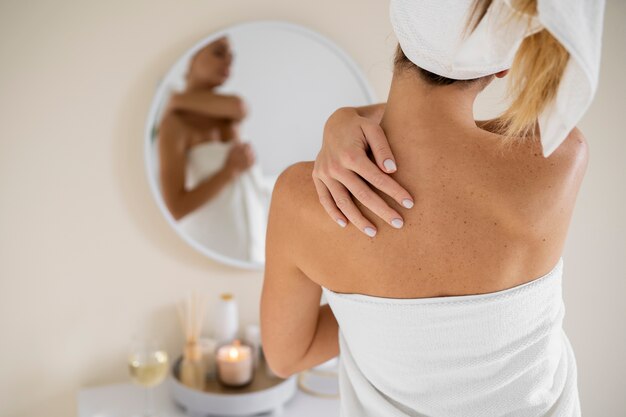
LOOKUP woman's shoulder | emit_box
[157,113,190,153]
[267,161,337,269]
[542,126,587,166]
[276,161,315,184]
[545,127,588,170]
[270,161,337,237]
[272,161,317,209]
[489,127,588,242]
[526,127,589,197]
[159,112,185,138]
[488,127,588,192]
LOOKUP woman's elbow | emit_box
[163,196,187,220]
[266,359,295,379]
[170,209,185,221]
[260,328,301,379]
[263,348,298,379]
[231,96,248,120]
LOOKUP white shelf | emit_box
[78,377,340,417]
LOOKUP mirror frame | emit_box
[144,20,376,270]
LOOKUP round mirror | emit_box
[145,20,375,270]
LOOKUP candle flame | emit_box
[228,347,239,360]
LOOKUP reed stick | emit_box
[176,292,206,359]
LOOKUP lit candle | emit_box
[216,339,253,387]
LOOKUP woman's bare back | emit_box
[279,126,587,299]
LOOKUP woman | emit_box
[261,0,603,416]
[159,36,254,221]
[159,36,266,262]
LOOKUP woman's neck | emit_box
[379,70,484,143]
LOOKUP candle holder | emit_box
[169,353,297,417]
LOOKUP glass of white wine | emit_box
[128,337,169,417]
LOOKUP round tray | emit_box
[168,356,297,416]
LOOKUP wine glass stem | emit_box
[144,387,154,416]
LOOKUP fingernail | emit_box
[383,159,397,172]
[402,199,414,209]
[336,219,347,228]
[364,227,377,237]
[391,218,404,229]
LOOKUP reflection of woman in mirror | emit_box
[158,36,268,263]
[159,36,254,221]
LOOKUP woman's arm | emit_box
[312,103,414,236]
[158,116,254,220]
[167,91,247,121]
[261,164,339,378]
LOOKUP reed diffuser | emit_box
[176,292,207,389]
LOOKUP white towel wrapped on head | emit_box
[390,0,605,156]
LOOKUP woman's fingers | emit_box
[335,170,405,230]
[344,155,414,209]
[324,177,379,237]
[312,176,348,228]
[313,106,415,234]
[361,122,398,173]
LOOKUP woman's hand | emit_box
[223,142,255,178]
[312,105,414,237]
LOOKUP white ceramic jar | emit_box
[213,293,239,346]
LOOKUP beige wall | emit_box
[0,1,624,416]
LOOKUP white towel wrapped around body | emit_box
[322,258,580,417]
[178,141,274,264]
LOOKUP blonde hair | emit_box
[469,0,570,141]
[394,0,570,143]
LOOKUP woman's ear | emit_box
[495,69,510,78]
